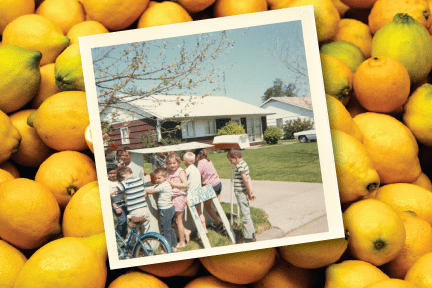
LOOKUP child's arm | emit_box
[145,187,157,195]
[168,170,188,189]
[241,173,256,201]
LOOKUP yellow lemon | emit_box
[0,110,21,165]
[0,169,14,184]
[332,18,373,58]
[0,161,20,178]
[404,252,432,288]
[331,129,380,203]
[175,259,201,277]
[403,83,432,146]
[138,258,196,278]
[0,240,27,288]
[67,21,109,45]
[325,260,390,288]
[331,0,350,17]
[108,270,168,288]
[31,63,62,109]
[375,183,432,226]
[412,172,432,191]
[339,0,377,9]
[320,40,365,73]
[176,0,217,14]
[343,198,406,266]
[186,275,247,288]
[0,0,35,35]
[55,43,85,91]
[2,14,69,66]
[0,45,42,114]
[138,1,193,28]
[353,112,422,184]
[81,0,150,31]
[13,233,107,288]
[320,53,353,105]
[0,178,61,250]
[213,0,268,17]
[85,124,94,153]
[35,0,85,34]
[363,279,419,288]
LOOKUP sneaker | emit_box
[215,222,225,233]
[244,237,257,243]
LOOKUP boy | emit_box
[145,168,178,252]
[227,148,256,243]
[108,165,128,239]
[112,166,151,241]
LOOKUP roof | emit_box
[128,142,214,154]
[259,97,313,110]
[111,95,274,120]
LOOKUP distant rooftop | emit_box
[260,97,313,110]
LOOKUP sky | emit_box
[92,19,313,108]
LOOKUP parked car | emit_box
[293,129,317,143]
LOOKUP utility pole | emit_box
[223,72,227,97]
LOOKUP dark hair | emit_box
[122,147,131,155]
[116,150,123,157]
[195,148,210,162]
[153,168,167,177]
[227,148,242,159]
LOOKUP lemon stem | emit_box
[367,183,378,192]
[67,186,77,196]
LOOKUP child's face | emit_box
[108,170,117,181]
[183,159,192,167]
[227,156,240,165]
[154,174,166,184]
[166,158,180,171]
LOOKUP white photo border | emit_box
[79,5,344,270]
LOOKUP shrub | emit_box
[283,118,314,139]
[216,121,246,136]
[263,126,284,144]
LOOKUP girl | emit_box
[195,148,224,233]
[166,153,191,248]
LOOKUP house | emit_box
[100,95,275,150]
[259,97,314,129]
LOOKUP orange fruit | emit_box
[35,151,98,209]
[177,0,217,14]
[353,56,410,113]
[404,252,432,288]
[138,258,196,277]
[200,248,277,284]
[213,0,268,17]
[0,161,20,178]
[35,0,85,34]
[30,63,62,109]
[363,279,419,288]
[412,172,432,191]
[353,113,422,184]
[109,270,168,288]
[0,178,61,250]
[66,20,109,45]
[332,18,373,58]
[9,109,53,167]
[0,239,27,288]
[368,0,432,35]
[375,183,432,226]
[339,0,377,9]
[382,211,432,279]
[0,169,14,184]
[345,92,368,118]
[185,275,247,288]
[138,1,193,28]
[30,91,90,151]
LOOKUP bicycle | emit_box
[116,216,173,260]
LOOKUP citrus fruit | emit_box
[267,0,291,10]
[137,1,193,28]
[320,40,365,73]
[35,151,97,209]
[35,0,86,34]
[85,124,94,153]
[0,178,61,250]
[31,63,62,109]
[345,92,367,118]
[0,169,14,184]
[332,18,373,58]
[375,183,432,226]
[353,56,410,113]
[108,270,168,288]
[13,233,107,288]
[0,161,20,178]
[213,0,267,17]
[343,198,406,266]
[67,21,109,45]
[363,279,419,288]
[331,129,380,203]
[278,235,349,269]
[185,275,247,288]
[404,252,432,288]
[412,172,432,191]
[0,110,21,165]
[353,112,422,184]
[326,94,363,142]
[55,43,85,91]
[80,0,150,31]
[371,13,432,84]
[278,0,340,43]
[403,83,432,146]
[331,0,350,16]
[30,91,90,151]
[368,0,432,35]
[175,259,201,277]
[0,240,27,288]
[339,0,377,9]
[0,45,42,114]
[62,181,104,237]
[2,14,70,66]
[381,211,432,279]
[176,0,217,14]
[9,109,53,167]
[320,53,353,105]
[138,258,196,278]
[324,260,390,288]
[200,248,277,284]
[0,0,35,35]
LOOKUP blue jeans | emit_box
[235,191,255,239]
[160,206,177,248]
[114,206,128,239]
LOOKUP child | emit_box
[227,148,256,243]
[165,153,191,248]
[108,165,127,239]
[111,166,151,240]
[145,168,177,252]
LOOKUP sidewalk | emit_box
[218,179,328,241]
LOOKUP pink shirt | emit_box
[167,167,186,197]
[197,159,221,187]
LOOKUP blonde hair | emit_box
[183,152,196,163]
[166,153,181,165]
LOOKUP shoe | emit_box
[244,237,257,243]
[215,222,225,233]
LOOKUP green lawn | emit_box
[144,142,322,183]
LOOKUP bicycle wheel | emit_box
[133,232,173,258]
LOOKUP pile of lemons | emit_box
[1,0,432,287]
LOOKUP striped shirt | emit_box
[234,159,250,193]
[154,180,173,210]
[116,176,147,212]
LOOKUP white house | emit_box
[259,97,314,129]
[100,95,275,150]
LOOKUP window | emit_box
[232,119,241,126]
[276,118,283,129]
[120,127,130,144]
[185,121,195,137]
[204,120,216,135]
